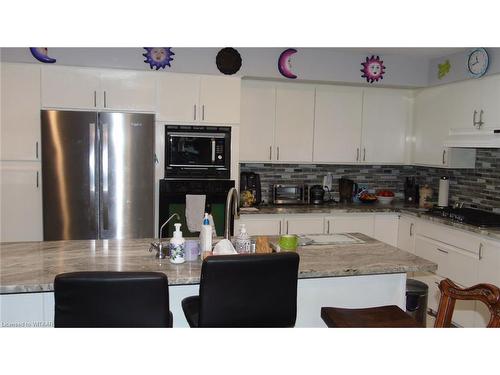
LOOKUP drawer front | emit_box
[326,215,374,236]
[419,220,481,254]
[236,216,283,236]
[285,217,325,235]
[415,235,478,287]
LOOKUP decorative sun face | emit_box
[143,47,175,70]
[361,55,386,83]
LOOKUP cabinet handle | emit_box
[327,220,330,234]
[35,141,39,159]
[479,109,484,129]
[363,148,366,161]
[473,110,477,127]
[286,221,289,234]
[104,91,107,108]
[202,105,205,121]
[279,221,282,235]
[94,91,97,107]
[36,171,39,188]
[269,146,272,160]
[356,148,359,161]
[479,243,483,260]
[194,104,197,121]
[436,248,449,254]
[277,146,280,160]
[409,223,414,236]
[442,149,446,165]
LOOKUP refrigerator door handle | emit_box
[89,122,97,233]
[211,139,216,162]
[101,122,109,231]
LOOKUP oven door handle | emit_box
[211,139,216,163]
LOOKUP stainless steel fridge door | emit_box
[98,112,155,239]
[41,110,99,240]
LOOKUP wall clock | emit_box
[467,48,489,78]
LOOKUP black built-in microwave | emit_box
[165,125,231,179]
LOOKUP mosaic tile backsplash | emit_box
[240,148,500,212]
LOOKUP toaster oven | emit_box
[271,184,309,205]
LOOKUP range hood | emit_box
[444,127,500,148]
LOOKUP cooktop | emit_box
[426,207,500,228]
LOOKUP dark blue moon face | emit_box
[143,48,175,70]
[29,48,56,63]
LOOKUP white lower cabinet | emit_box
[235,215,283,236]
[0,161,43,242]
[397,215,417,254]
[373,214,399,247]
[475,239,500,327]
[325,214,374,237]
[284,215,325,235]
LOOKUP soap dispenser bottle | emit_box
[234,224,251,254]
[169,223,185,264]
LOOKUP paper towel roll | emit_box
[438,177,449,207]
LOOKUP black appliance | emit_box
[240,172,262,206]
[159,179,235,237]
[271,184,309,205]
[165,125,231,179]
[339,178,358,203]
[404,177,420,205]
[426,207,500,227]
[309,185,325,205]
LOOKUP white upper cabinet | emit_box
[412,84,476,168]
[313,86,363,163]
[1,63,41,161]
[0,161,43,242]
[100,69,156,111]
[41,66,156,111]
[361,88,410,164]
[275,84,315,162]
[239,80,277,162]
[199,76,241,124]
[41,66,101,109]
[156,73,201,122]
[156,73,241,124]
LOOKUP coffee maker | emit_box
[240,172,262,206]
[339,178,358,203]
[404,177,419,205]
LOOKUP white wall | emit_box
[0,47,430,87]
[428,48,500,85]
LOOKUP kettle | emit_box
[309,185,325,205]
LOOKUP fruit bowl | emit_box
[376,196,394,205]
[358,192,377,203]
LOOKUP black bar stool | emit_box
[54,271,173,327]
[182,252,300,327]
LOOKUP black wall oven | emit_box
[165,125,231,179]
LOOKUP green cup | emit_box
[279,234,298,251]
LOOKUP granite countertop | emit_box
[240,202,500,241]
[0,234,436,294]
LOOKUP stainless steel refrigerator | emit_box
[41,110,155,241]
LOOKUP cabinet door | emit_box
[361,89,410,164]
[236,215,283,236]
[325,214,374,237]
[285,216,324,235]
[157,73,200,122]
[41,66,101,109]
[199,76,241,124]
[373,214,399,246]
[239,81,276,162]
[313,86,363,163]
[1,64,41,161]
[275,84,315,162]
[100,70,156,112]
[0,161,43,242]
[478,74,500,128]
[445,79,480,130]
[475,240,500,327]
[397,216,416,254]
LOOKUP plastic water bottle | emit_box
[234,224,251,254]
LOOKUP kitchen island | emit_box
[0,234,436,327]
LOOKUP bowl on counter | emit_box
[376,196,394,205]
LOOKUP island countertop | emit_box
[0,234,436,294]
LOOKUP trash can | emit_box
[406,279,428,327]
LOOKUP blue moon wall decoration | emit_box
[278,48,298,79]
[29,48,56,63]
[143,48,175,70]
[360,55,386,83]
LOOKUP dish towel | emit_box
[185,194,206,232]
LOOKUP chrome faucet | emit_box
[224,187,240,240]
[149,213,180,259]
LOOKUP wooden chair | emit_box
[434,278,500,328]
